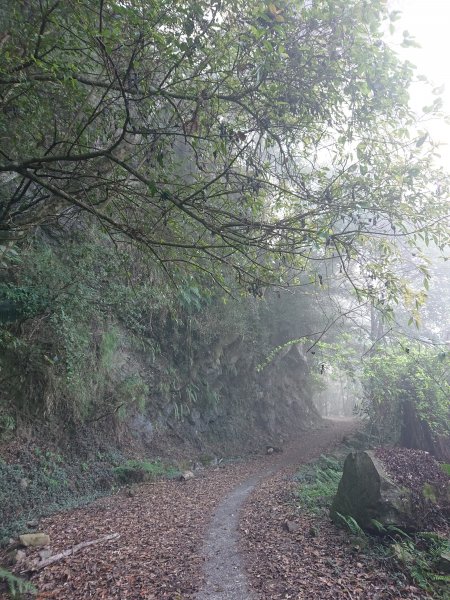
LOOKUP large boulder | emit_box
[330,451,416,531]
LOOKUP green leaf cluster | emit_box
[0,0,448,302]
[361,343,450,441]
[0,567,36,599]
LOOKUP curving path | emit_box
[12,419,362,599]
[196,418,359,600]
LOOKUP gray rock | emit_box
[19,533,50,547]
[27,520,39,529]
[38,548,53,561]
[330,451,416,531]
[129,414,153,441]
[437,551,450,574]
[284,520,299,533]
[5,549,27,565]
[266,445,282,454]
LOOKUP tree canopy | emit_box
[1,0,449,298]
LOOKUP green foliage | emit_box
[339,504,450,596]
[113,459,177,484]
[369,520,412,540]
[303,454,450,598]
[335,513,366,537]
[0,411,15,439]
[0,282,49,322]
[1,0,449,302]
[370,518,386,533]
[390,534,450,598]
[0,233,171,423]
[440,463,450,476]
[1,0,449,447]
[0,567,36,598]
[352,517,450,597]
[295,454,343,514]
[360,343,450,441]
[256,336,308,372]
[115,376,149,420]
[422,482,437,503]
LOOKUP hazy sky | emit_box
[387,0,450,167]
[389,0,450,86]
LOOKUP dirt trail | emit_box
[196,473,264,600]
[7,419,360,599]
[196,418,358,600]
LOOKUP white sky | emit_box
[387,0,450,168]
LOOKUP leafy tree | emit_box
[360,343,450,447]
[0,0,448,299]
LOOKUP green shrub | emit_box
[361,344,450,443]
[113,460,177,484]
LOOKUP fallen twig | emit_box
[26,533,120,571]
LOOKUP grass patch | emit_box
[113,459,179,484]
[440,463,450,476]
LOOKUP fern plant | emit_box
[0,567,36,598]
[391,533,450,598]
[335,512,366,537]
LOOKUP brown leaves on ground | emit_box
[240,467,431,599]
[3,421,438,599]
[375,446,449,493]
[375,446,450,529]
[6,463,258,600]
[2,421,356,600]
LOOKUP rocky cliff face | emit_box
[123,333,321,458]
[0,313,322,538]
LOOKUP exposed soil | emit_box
[196,473,264,600]
[1,419,431,599]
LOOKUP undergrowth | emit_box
[0,567,36,599]
[295,452,450,599]
[0,449,181,543]
[294,454,344,515]
[113,459,179,484]
[0,446,121,541]
[389,532,450,597]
